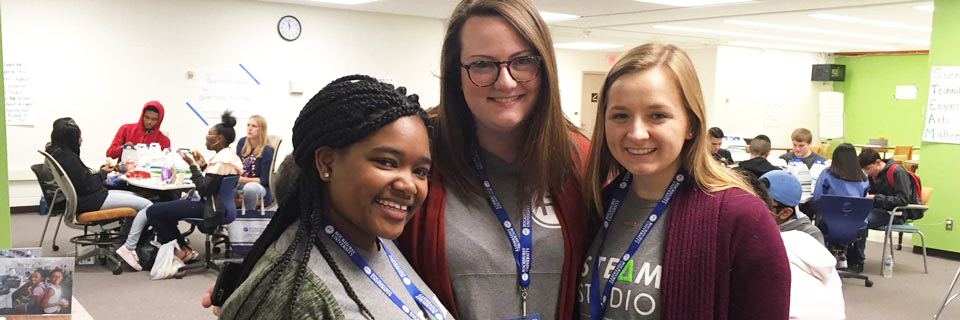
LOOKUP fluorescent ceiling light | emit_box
[728,41,839,53]
[724,20,930,45]
[913,5,935,12]
[539,11,581,22]
[554,42,624,50]
[635,0,754,7]
[808,13,932,32]
[309,0,378,4]
[654,25,901,51]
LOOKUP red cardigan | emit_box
[397,135,593,320]
[660,184,791,319]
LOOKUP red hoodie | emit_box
[106,101,171,158]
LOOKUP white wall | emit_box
[554,48,615,126]
[709,45,834,147]
[1,0,616,206]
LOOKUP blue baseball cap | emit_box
[760,170,802,207]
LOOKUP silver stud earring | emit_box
[322,172,330,179]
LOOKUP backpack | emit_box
[885,163,924,219]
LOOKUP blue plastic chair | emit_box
[178,175,240,276]
[818,195,875,287]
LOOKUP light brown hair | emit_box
[241,115,269,158]
[432,0,582,204]
[791,128,813,144]
[583,43,754,216]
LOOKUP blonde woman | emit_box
[236,115,275,209]
[579,43,790,319]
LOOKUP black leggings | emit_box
[145,199,203,245]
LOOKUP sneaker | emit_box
[116,246,143,271]
[846,263,864,274]
[837,259,848,270]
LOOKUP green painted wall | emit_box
[916,0,960,253]
[834,54,929,152]
[0,16,11,249]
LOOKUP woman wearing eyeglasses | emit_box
[396,0,592,319]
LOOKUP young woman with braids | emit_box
[145,111,243,263]
[396,0,592,319]
[578,43,789,319]
[217,75,452,319]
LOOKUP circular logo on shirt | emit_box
[532,194,561,229]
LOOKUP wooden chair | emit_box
[810,146,821,154]
[39,150,138,275]
[893,146,914,161]
[820,143,831,157]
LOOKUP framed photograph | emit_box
[0,257,74,315]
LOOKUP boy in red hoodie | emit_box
[106,101,171,158]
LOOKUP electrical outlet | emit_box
[947,219,954,231]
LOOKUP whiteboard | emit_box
[819,91,844,139]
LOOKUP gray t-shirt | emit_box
[445,149,565,319]
[577,192,670,320]
[275,221,453,319]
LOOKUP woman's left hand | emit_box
[179,151,197,166]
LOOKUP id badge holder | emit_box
[505,287,543,320]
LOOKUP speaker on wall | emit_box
[812,64,845,81]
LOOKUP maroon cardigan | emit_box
[397,135,593,320]
[660,184,791,319]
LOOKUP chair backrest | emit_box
[37,150,82,230]
[818,195,874,245]
[820,143,831,158]
[810,146,821,154]
[921,186,934,206]
[218,175,240,225]
[893,146,914,160]
[266,135,283,199]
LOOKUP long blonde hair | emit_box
[241,115,269,158]
[583,43,754,216]
[432,0,583,205]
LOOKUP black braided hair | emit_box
[229,75,425,319]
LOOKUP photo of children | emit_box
[0,257,74,315]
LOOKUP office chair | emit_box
[236,135,282,211]
[39,150,138,275]
[818,195,875,287]
[176,175,240,277]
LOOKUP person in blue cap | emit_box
[761,170,825,245]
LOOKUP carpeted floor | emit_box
[8,211,960,319]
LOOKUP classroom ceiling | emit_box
[260,0,935,53]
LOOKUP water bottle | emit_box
[882,254,894,278]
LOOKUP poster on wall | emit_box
[819,91,844,139]
[193,66,264,120]
[3,62,35,126]
[922,66,960,144]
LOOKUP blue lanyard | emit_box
[589,171,685,320]
[471,149,534,314]
[321,219,445,320]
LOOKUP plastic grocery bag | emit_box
[150,240,185,280]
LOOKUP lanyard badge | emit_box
[321,220,445,320]
[588,171,685,320]
[471,150,535,318]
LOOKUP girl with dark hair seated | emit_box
[145,111,243,263]
[218,75,450,319]
[45,118,154,271]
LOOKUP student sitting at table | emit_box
[146,111,243,263]
[45,118,154,271]
[709,127,734,165]
[760,170,825,244]
[749,172,844,320]
[779,128,825,169]
[105,101,171,159]
[736,134,780,179]
[845,148,922,274]
[235,115,274,209]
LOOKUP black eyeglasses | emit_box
[460,56,543,87]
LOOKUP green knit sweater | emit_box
[219,245,344,319]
